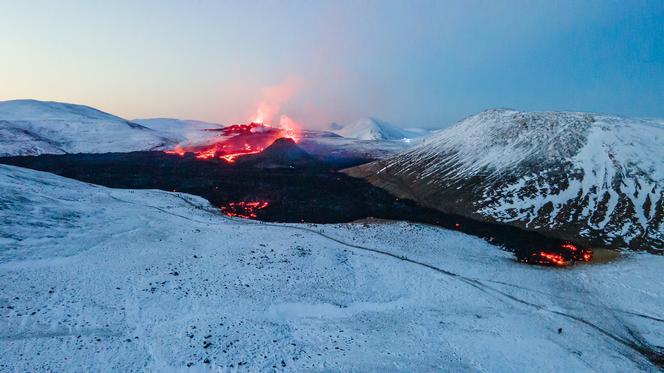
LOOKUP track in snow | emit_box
[116,192,664,369]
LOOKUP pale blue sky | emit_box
[1,0,662,128]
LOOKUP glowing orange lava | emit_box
[538,251,569,266]
[525,242,592,267]
[164,145,186,156]
[164,121,300,163]
[220,201,270,219]
[560,243,578,252]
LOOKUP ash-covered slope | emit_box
[0,100,175,156]
[334,117,421,140]
[346,109,664,251]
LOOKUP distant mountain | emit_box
[132,118,223,144]
[0,100,175,156]
[333,118,422,140]
[328,122,344,131]
[346,109,664,251]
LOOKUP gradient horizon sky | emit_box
[1,0,663,129]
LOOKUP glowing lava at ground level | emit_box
[518,243,593,267]
[220,201,270,219]
[0,150,597,267]
[164,122,298,163]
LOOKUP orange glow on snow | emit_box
[164,144,186,156]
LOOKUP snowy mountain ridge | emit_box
[0,99,175,156]
[333,117,422,140]
[132,117,223,145]
[349,109,664,250]
[0,99,128,122]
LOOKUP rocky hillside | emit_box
[345,109,664,251]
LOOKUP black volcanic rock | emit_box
[0,149,587,254]
[235,137,322,168]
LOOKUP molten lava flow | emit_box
[219,145,264,163]
[525,242,592,267]
[218,122,272,136]
[538,251,569,266]
[560,243,577,252]
[220,201,269,219]
[164,121,300,162]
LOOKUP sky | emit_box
[1,0,663,129]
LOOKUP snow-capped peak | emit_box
[333,117,421,141]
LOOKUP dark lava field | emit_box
[0,140,586,262]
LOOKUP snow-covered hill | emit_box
[333,117,422,140]
[0,100,175,156]
[1,164,663,371]
[346,109,664,251]
[132,118,223,145]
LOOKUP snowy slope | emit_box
[1,164,663,371]
[334,117,422,140]
[346,109,664,251]
[133,118,223,145]
[298,135,412,161]
[0,100,175,156]
[0,122,65,156]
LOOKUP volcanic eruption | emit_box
[165,121,299,162]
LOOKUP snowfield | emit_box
[1,165,663,371]
[0,100,175,156]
